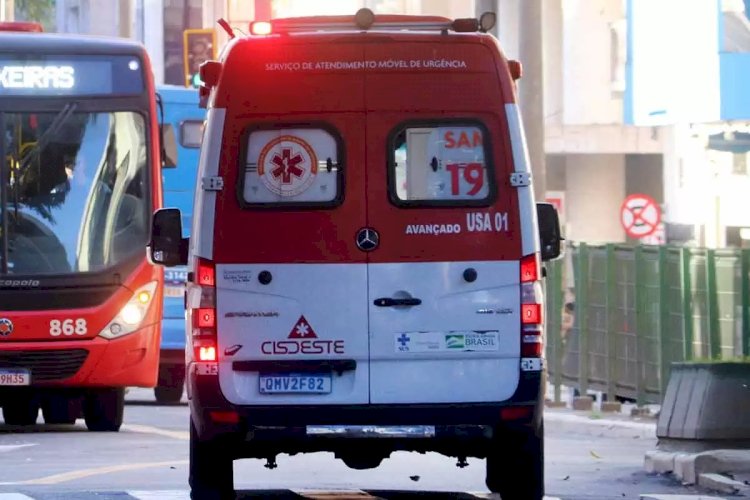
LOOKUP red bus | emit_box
[0,23,171,430]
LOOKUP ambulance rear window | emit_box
[240,126,342,207]
[389,122,495,206]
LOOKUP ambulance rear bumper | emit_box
[189,366,544,441]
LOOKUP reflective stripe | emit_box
[189,107,226,263]
[505,103,540,257]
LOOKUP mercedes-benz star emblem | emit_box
[0,318,13,337]
[356,228,379,252]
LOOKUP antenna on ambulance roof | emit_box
[217,18,235,39]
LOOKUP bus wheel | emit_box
[155,366,185,404]
[84,388,124,432]
[3,394,39,426]
[42,394,81,425]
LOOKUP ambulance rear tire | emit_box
[3,394,39,426]
[84,388,124,432]
[189,420,234,500]
[42,394,80,425]
[485,423,544,499]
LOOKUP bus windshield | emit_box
[0,110,149,276]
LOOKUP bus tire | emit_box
[3,394,39,426]
[189,420,234,500]
[155,367,185,404]
[84,388,124,432]
[485,422,544,499]
[42,394,80,425]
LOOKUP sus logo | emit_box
[288,316,317,339]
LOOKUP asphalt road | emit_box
[0,388,721,499]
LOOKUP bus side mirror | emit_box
[160,123,178,169]
[537,202,563,261]
[148,208,188,267]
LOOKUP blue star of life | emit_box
[397,333,410,347]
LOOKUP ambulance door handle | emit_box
[374,297,422,307]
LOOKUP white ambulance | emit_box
[149,9,562,500]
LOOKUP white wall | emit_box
[565,154,626,243]
[561,0,625,125]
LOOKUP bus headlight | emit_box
[100,281,158,339]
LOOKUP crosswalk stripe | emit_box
[127,491,189,500]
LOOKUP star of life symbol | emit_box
[257,135,318,197]
[271,148,304,184]
[288,315,318,339]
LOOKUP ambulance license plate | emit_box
[164,285,185,298]
[259,373,332,394]
[0,369,30,386]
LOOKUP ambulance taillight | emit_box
[190,258,217,363]
[520,254,544,358]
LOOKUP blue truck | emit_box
[155,85,205,403]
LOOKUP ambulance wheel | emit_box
[155,366,185,404]
[189,420,234,500]
[84,388,124,432]
[42,394,80,425]
[485,422,544,499]
[2,394,39,426]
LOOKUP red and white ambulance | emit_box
[149,9,562,499]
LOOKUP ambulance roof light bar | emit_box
[250,9,497,36]
[0,21,44,32]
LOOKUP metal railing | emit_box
[545,243,750,406]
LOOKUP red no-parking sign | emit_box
[621,194,661,239]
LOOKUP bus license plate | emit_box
[259,374,331,394]
[164,285,185,298]
[0,369,30,386]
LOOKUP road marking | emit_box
[640,495,728,500]
[121,423,189,441]
[127,491,189,500]
[0,444,36,453]
[292,491,376,499]
[0,460,188,485]
[0,494,35,500]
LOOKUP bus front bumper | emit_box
[0,324,160,388]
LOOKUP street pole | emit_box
[518,0,546,201]
[1,0,13,22]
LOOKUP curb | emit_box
[698,472,750,495]
[640,495,729,500]
[644,448,750,489]
[544,411,656,439]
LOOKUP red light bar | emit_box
[0,21,43,32]
[250,21,272,36]
[270,11,456,34]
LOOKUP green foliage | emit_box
[15,0,56,32]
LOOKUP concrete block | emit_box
[673,453,697,484]
[631,406,653,417]
[601,401,622,413]
[644,450,676,474]
[544,400,567,409]
[698,472,749,494]
[572,396,593,411]
[694,449,750,476]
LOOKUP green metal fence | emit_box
[545,244,750,406]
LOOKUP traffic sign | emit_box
[621,194,661,239]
